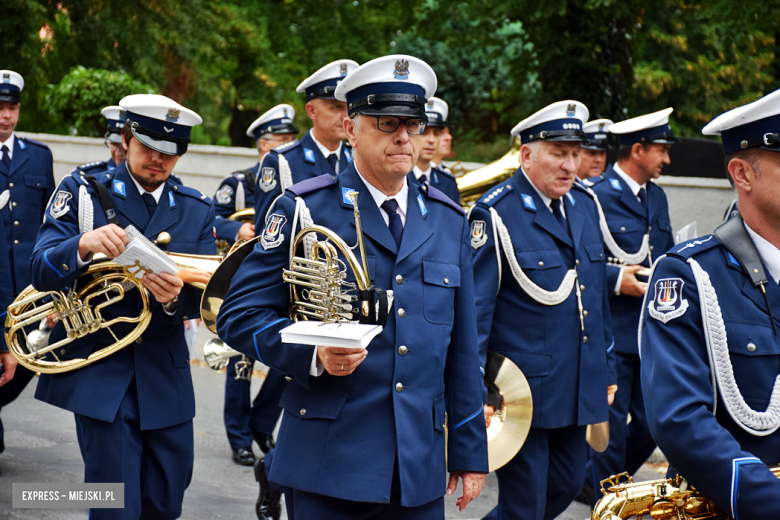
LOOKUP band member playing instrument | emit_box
[586,109,676,498]
[469,100,615,519]
[29,94,216,519]
[253,60,359,230]
[212,104,298,468]
[641,89,780,519]
[410,96,460,203]
[217,54,487,519]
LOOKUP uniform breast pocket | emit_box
[422,258,460,325]
[725,321,780,406]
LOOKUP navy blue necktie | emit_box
[1,145,10,171]
[326,154,338,175]
[638,187,648,214]
[142,192,157,218]
[551,198,570,237]
[381,199,404,247]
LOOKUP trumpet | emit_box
[5,232,224,374]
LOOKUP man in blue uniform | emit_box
[470,100,616,520]
[30,94,216,519]
[212,103,298,467]
[640,89,780,519]
[253,59,358,228]
[410,96,460,203]
[0,69,56,455]
[218,54,488,519]
[586,109,676,497]
[577,119,612,181]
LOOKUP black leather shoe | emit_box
[254,457,282,520]
[231,447,256,466]
[253,431,276,455]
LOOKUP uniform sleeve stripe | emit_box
[731,457,762,519]
[252,318,287,364]
[43,249,64,278]
[454,406,483,430]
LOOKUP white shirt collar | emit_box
[520,167,566,216]
[0,133,15,160]
[613,162,645,196]
[354,164,408,227]
[745,222,780,284]
[309,129,343,160]
[412,164,431,181]
[128,169,167,203]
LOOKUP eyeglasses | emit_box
[369,115,427,135]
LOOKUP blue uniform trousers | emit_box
[589,353,656,490]
[287,457,444,520]
[75,381,194,520]
[223,358,286,450]
[485,425,587,520]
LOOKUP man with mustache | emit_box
[0,70,56,457]
[218,54,488,519]
[30,94,216,519]
[410,96,460,203]
[584,109,677,503]
[212,104,298,468]
[470,100,616,519]
[253,60,359,230]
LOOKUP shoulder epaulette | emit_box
[19,137,50,150]
[667,235,720,260]
[170,183,211,204]
[477,182,513,207]
[421,184,465,215]
[286,174,337,197]
[273,139,300,154]
[433,166,455,180]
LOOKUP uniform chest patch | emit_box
[259,167,277,192]
[471,220,487,249]
[215,184,234,205]
[648,277,689,323]
[261,214,287,250]
[50,190,72,219]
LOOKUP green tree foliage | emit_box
[47,67,156,136]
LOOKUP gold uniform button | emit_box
[583,336,589,343]
[395,274,403,284]
[285,376,292,381]
[747,342,757,353]
[395,382,403,392]
[398,345,408,355]
[538,261,544,267]
[398,308,406,318]
[300,409,306,416]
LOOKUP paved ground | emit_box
[0,325,661,519]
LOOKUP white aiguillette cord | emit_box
[489,207,577,306]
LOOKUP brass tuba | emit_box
[457,137,520,206]
[5,235,223,374]
[592,466,780,519]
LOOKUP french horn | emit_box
[5,232,223,374]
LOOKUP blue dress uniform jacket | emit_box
[253,130,352,228]
[471,171,616,428]
[30,163,217,429]
[641,236,780,520]
[588,165,674,354]
[0,136,55,294]
[213,165,257,242]
[407,166,460,205]
[218,163,488,507]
